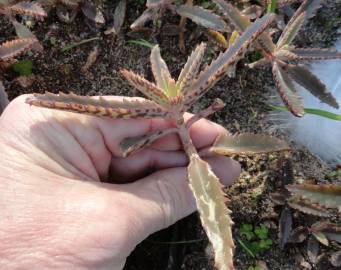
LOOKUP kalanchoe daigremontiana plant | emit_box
[0,0,46,50]
[213,0,341,117]
[0,0,45,114]
[38,0,105,25]
[131,0,229,52]
[25,14,291,269]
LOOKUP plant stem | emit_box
[267,0,278,13]
[186,98,225,129]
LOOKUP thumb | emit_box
[110,156,239,254]
[121,167,195,239]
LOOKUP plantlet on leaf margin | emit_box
[26,14,290,270]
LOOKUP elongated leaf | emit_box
[272,61,305,117]
[0,37,37,61]
[285,64,339,109]
[206,29,229,49]
[288,48,341,60]
[176,5,227,32]
[287,197,330,217]
[279,207,293,248]
[0,81,9,115]
[291,0,322,21]
[177,43,206,95]
[8,1,47,19]
[211,133,290,156]
[130,8,156,29]
[150,45,172,92]
[311,222,341,244]
[25,92,171,119]
[120,69,169,106]
[81,1,105,24]
[213,0,249,31]
[286,184,341,211]
[188,154,235,270]
[114,0,126,34]
[277,12,305,48]
[185,14,275,106]
[213,0,275,53]
[120,128,177,157]
[11,20,43,51]
[312,232,329,246]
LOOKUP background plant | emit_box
[212,0,341,117]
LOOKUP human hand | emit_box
[0,95,240,270]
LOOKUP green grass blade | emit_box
[237,238,256,258]
[127,39,155,49]
[270,105,341,121]
[267,0,278,13]
[60,37,100,53]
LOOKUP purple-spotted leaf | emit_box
[279,207,293,248]
[330,250,341,267]
[150,45,172,92]
[0,81,9,115]
[211,133,290,156]
[120,128,177,157]
[11,20,43,51]
[120,69,169,106]
[291,0,322,21]
[277,12,305,48]
[272,61,305,117]
[285,64,339,109]
[287,196,330,217]
[185,14,275,106]
[0,37,37,61]
[130,8,156,30]
[7,1,47,19]
[213,0,249,31]
[311,222,341,244]
[188,154,235,270]
[25,92,171,119]
[286,184,341,211]
[176,5,227,32]
[177,42,206,95]
[81,1,105,24]
[288,48,341,60]
[213,0,275,54]
[288,226,309,243]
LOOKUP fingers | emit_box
[150,115,227,151]
[110,145,240,184]
[110,149,188,183]
[106,158,240,252]
[21,95,227,157]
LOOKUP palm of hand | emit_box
[0,96,239,269]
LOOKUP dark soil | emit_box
[1,1,340,269]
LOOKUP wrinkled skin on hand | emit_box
[0,95,240,270]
